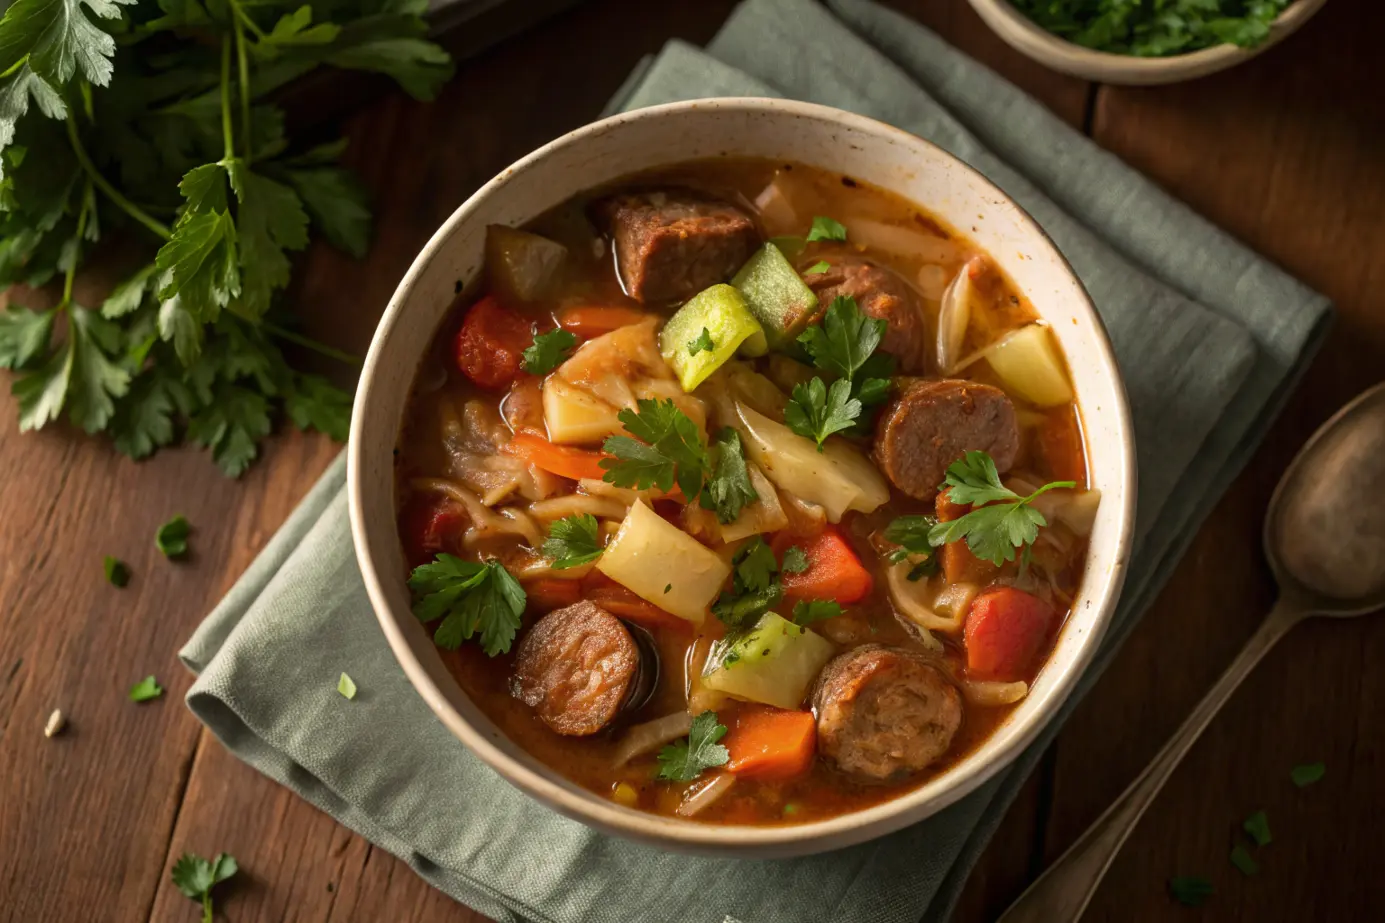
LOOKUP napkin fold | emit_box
[181,2,1331,921]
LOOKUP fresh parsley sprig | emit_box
[792,599,841,626]
[408,554,527,657]
[600,398,709,500]
[541,514,604,569]
[711,537,785,628]
[883,514,940,581]
[0,0,452,475]
[699,427,758,525]
[172,851,239,923]
[785,296,893,449]
[655,711,729,782]
[522,328,578,375]
[927,451,1075,565]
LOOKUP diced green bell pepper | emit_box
[658,284,767,391]
[731,242,819,351]
[701,612,836,710]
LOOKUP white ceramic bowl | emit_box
[968,0,1328,85]
[349,98,1136,857]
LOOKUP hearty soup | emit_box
[395,159,1097,825]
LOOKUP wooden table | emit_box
[2,1,1382,920]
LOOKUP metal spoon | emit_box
[998,382,1385,923]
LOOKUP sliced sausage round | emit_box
[593,189,759,304]
[813,644,962,782]
[872,378,1019,501]
[802,252,927,373]
[510,600,640,736]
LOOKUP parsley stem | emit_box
[263,322,363,368]
[219,36,235,163]
[60,183,94,308]
[232,11,253,164]
[227,0,268,40]
[65,118,172,241]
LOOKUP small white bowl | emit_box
[968,0,1328,85]
[349,98,1136,857]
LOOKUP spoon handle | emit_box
[997,598,1304,923]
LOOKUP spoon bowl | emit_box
[998,380,1385,923]
[1266,381,1385,615]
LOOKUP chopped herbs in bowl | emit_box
[967,0,1326,84]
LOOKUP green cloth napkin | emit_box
[180,1,1330,920]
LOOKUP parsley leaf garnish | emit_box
[156,515,191,558]
[792,599,841,626]
[805,216,847,242]
[542,514,604,569]
[1168,876,1213,907]
[104,555,129,587]
[1229,844,1259,877]
[1242,809,1271,846]
[781,545,809,574]
[337,672,357,700]
[687,327,715,355]
[522,328,578,375]
[700,427,758,525]
[1290,762,1325,787]
[600,398,708,500]
[711,537,785,628]
[804,260,830,275]
[655,711,729,782]
[128,675,163,702]
[927,451,1075,565]
[172,851,238,923]
[0,0,137,90]
[799,296,887,382]
[883,514,940,580]
[784,377,859,449]
[408,554,526,656]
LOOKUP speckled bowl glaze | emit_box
[349,98,1136,857]
[968,0,1328,85]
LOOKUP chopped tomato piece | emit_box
[773,526,873,604]
[964,586,1056,682]
[453,295,533,389]
[525,578,582,611]
[584,585,691,633]
[556,305,650,337]
[502,433,609,481]
[724,705,816,781]
[399,497,468,568]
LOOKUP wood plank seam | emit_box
[141,730,208,923]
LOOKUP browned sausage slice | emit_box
[510,600,639,736]
[813,644,962,781]
[802,252,927,374]
[872,378,1019,501]
[593,189,759,304]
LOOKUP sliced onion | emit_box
[886,562,965,636]
[964,680,1029,706]
[933,582,980,622]
[847,218,962,264]
[936,260,976,374]
[676,772,737,817]
[1058,489,1102,537]
[613,712,692,767]
[753,176,803,236]
[525,493,629,522]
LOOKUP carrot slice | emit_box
[775,526,873,604]
[556,305,650,337]
[502,433,609,481]
[936,488,1003,585]
[585,586,691,633]
[724,705,817,781]
[964,586,1056,682]
[453,295,533,389]
[525,578,582,611]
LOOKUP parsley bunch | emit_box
[0,0,453,475]
[785,295,893,448]
[1012,0,1290,57]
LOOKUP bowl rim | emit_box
[966,0,1328,84]
[348,97,1137,853]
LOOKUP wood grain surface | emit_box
[1,0,1381,921]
